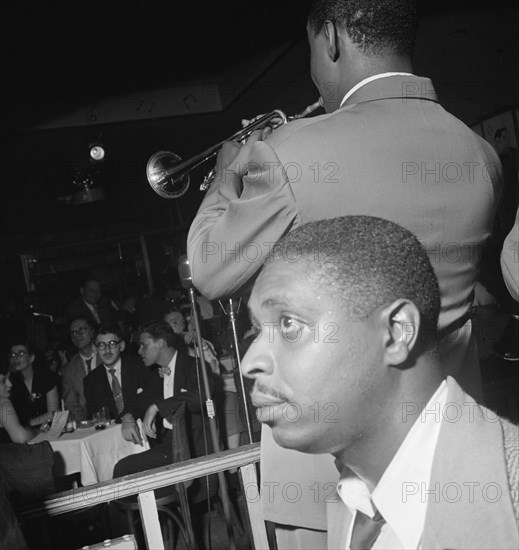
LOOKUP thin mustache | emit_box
[252,383,289,402]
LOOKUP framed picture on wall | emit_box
[481,110,517,156]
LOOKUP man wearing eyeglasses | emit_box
[62,316,101,421]
[83,323,151,421]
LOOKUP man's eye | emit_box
[280,317,301,331]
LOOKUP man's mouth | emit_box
[250,383,288,408]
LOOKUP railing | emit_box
[20,443,267,550]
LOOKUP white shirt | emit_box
[104,358,122,387]
[337,379,448,549]
[162,352,178,430]
[339,72,415,108]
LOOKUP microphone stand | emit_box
[224,299,254,444]
[180,258,236,550]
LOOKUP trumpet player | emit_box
[187,0,502,548]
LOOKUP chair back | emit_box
[170,402,193,488]
[169,402,197,549]
[0,441,55,507]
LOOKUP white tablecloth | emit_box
[50,423,149,485]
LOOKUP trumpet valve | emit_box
[200,168,217,191]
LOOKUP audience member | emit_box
[44,349,63,376]
[0,363,36,444]
[121,280,144,315]
[241,216,519,549]
[164,308,220,373]
[84,323,151,421]
[114,309,139,355]
[67,277,117,327]
[61,316,101,421]
[113,321,215,477]
[8,340,59,428]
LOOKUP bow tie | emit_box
[159,366,171,378]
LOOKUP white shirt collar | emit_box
[79,349,96,363]
[162,352,178,387]
[104,357,122,377]
[337,379,448,549]
[339,72,415,108]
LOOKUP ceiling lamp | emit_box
[89,143,106,162]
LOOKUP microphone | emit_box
[178,255,193,289]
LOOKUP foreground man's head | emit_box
[241,215,443,463]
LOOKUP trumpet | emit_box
[146,98,323,199]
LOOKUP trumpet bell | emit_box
[147,151,190,199]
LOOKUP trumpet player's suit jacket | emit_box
[187,75,503,531]
[327,378,519,550]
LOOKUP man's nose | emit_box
[241,341,275,379]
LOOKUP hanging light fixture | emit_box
[89,144,106,162]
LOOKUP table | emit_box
[50,423,149,486]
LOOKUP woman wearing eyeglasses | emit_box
[7,341,60,428]
[0,363,36,444]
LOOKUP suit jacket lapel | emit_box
[173,352,187,395]
[326,378,518,550]
[327,496,352,550]
[120,359,129,403]
[422,378,518,550]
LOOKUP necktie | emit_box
[350,510,385,550]
[85,357,93,374]
[108,369,124,415]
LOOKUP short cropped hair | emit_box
[270,216,440,343]
[308,0,418,57]
[69,316,97,332]
[80,277,101,288]
[96,323,123,340]
[139,321,177,349]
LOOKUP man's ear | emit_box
[119,340,126,353]
[380,299,421,366]
[323,20,340,62]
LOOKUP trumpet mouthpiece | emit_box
[291,98,324,120]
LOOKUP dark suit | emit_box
[83,354,151,420]
[67,296,117,327]
[113,352,218,480]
